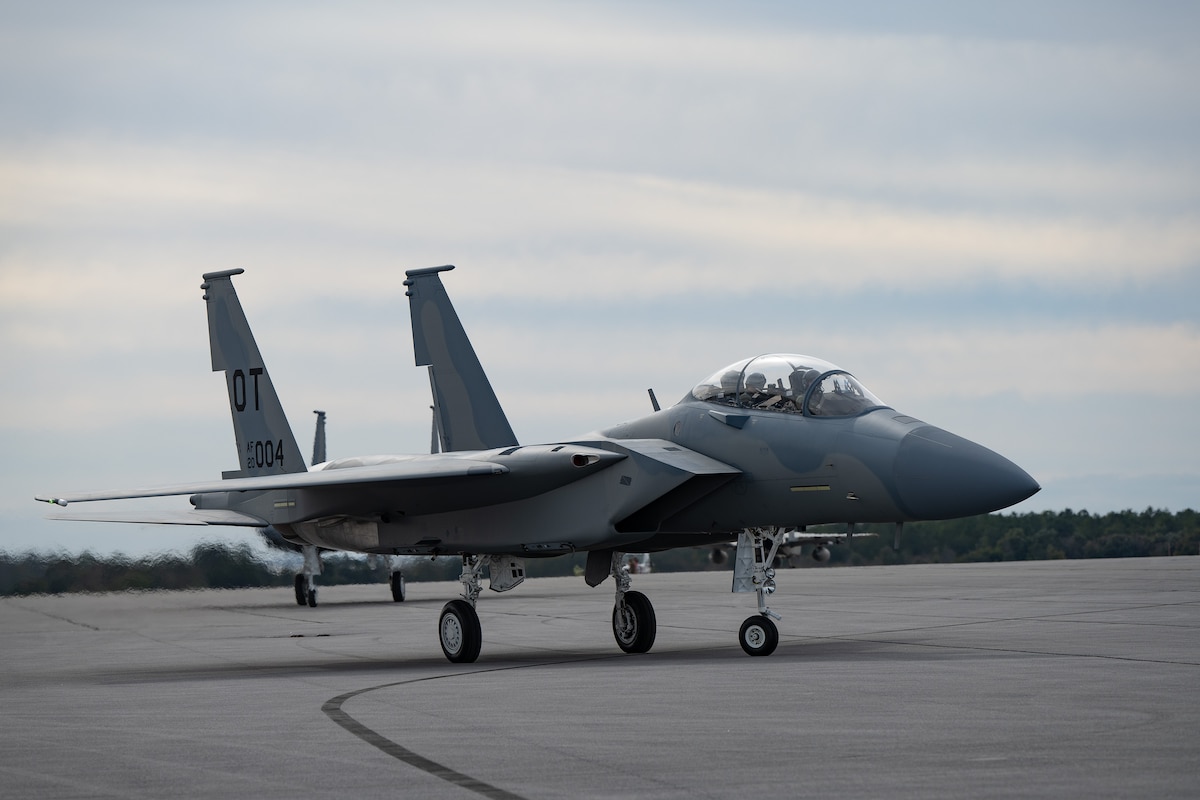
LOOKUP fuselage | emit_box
[602,399,1039,532]
[252,352,1039,557]
[256,399,1036,556]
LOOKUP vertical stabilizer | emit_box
[201,269,305,477]
[404,265,518,451]
[312,410,327,465]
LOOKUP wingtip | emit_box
[36,496,68,507]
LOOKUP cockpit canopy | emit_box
[691,354,886,417]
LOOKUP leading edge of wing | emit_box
[36,456,510,507]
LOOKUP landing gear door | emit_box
[488,556,526,592]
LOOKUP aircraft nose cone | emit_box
[893,425,1040,519]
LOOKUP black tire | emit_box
[739,615,778,656]
[439,599,482,663]
[612,590,656,654]
[294,574,307,606]
[306,587,318,608]
[390,571,406,603]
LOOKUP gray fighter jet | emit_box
[38,266,1039,662]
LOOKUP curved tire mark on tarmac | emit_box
[322,658,617,799]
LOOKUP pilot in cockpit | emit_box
[780,368,814,413]
[718,370,741,402]
[739,372,768,406]
[788,368,817,399]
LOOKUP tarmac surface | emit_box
[1,557,1197,799]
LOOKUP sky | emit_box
[2,1,1197,557]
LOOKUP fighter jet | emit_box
[37,266,1039,662]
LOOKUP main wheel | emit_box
[739,615,778,656]
[439,599,482,663]
[390,571,406,602]
[294,574,306,606]
[612,590,656,654]
[306,587,318,608]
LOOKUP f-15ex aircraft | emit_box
[37,266,1039,662]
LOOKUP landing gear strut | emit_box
[610,552,656,653]
[390,570,406,602]
[295,545,321,607]
[438,555,483,663]
[732,528,785,656]
[368,553,405,601]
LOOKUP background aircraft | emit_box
[708,528,876,568]
[257,410,409,607]
[38,266,1038,662]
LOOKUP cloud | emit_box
[4,143,1195,313]
[2,2,1198,556]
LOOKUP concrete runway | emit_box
[1,557,1197,799]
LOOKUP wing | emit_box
[36,455,510,507]
[37,445,634,523]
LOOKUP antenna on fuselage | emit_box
[647,388,661,412]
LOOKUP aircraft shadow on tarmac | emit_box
[87,634,1001,689]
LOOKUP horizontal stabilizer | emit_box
[47,509,266,526]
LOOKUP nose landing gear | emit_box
[733,527,786,656]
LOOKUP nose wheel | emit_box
[739,614,779,656]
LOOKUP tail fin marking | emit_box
[201,269,305,478]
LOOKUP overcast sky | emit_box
[2,1,1197,557]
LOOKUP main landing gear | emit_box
[436,555,526,663]
[294,545,322,607]
[293,548,406,607]
[732,527,786,656]
[610,552,656,654]
[439,556,484,663]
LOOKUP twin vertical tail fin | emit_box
[404,265,518,452]
[201,269,305,478]
[311,410,327,465]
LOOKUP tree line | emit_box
[1,508,1195,596]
